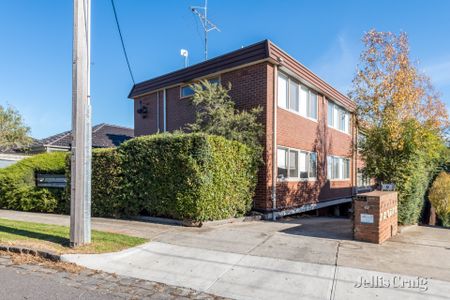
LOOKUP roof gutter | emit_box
[129,58,272,99]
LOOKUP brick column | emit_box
[353,191,398,244]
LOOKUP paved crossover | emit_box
[1,210,449,299]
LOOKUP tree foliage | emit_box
[184,80,264,153]
[428,171,450,227]
[350,30,449,224]
[351,30,449,133]
[0,104,32,151]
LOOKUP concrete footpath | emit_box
[1,210,450,299]
[62,240,450,300]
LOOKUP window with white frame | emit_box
[327,101,350,134]
[357,132,366,150]
[180,77,220,98]
[277,73,318,120]
[327,156,350,180]
[277,147,317,180]
[357,168,371,187]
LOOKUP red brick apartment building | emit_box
[129,40,367,218]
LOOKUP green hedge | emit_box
[118,133,258,221]
[76,148,123,217]
[0,152,67,213]
[1,134,258,221]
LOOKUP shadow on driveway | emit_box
[278,217,353,241]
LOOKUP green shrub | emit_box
[3,134,259,222]
[428,171,450,227]
[90,149,123,217]
[0,152,67,213]
[118,133,258,221]
[64,148,123,217]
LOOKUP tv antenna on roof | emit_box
[190,0,220,61]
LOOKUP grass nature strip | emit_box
[0,218,147,254]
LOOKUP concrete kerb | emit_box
[0,244,61,262]
[129,214,262,228]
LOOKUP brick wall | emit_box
[353,191,398,244]
[133,61,356,213]
[221,63,272,211]
[134,92,159,136]
[270,76,354,211]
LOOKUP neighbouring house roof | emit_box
[31,123,134,150]
[129,39,355,111]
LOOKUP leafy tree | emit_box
[428,172,450,227]
[184,80,264,153]
[0,104,32,151]
[350,30,449,224]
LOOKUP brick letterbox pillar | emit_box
[353,191,398,244]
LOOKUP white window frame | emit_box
[277,73,318,122]
[180,76,221,99]
[277,146,317,181]
[357,168,371,188]
[327,155,351,181]
[327,100,351,135]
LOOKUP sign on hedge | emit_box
[36,173,67,188]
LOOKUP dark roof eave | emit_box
[129,39,355,111]
[128,40,271,98]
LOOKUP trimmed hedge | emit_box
[1,134,259,221]
[72,148,124,217]
[118,133,258,221]
[0,152,67,213]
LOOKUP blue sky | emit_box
[1,0,449,139]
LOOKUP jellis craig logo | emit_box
[354,275,429,292]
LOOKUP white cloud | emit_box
[310,32,360,95]
[423,59,450,87]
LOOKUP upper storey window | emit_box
[278,73,318,120]
[328,101,350,134]
[180,77,220,98]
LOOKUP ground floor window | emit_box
[357,169,371,187]
[277,146,317,180]
[327,156,350,180]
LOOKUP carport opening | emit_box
[277,203,354,241]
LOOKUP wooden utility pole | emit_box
[70,0,92,247]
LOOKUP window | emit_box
[299,85,308,116]
[289,80,299,112]
[289,150,299,177]
[277,147,317,180]
[277,73,318,120]
[309,152,317,178]
[327,156,350,180]
[357,169,371,187]
[328,101,350,134]
[357,133,366,150]
[308,91,318,119]
[278,74,288,109]
[181,86,195,98]
[180,77,220,98]
[299,151,308,179]
[277,148,288,178]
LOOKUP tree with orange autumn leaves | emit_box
[350,30,449,224]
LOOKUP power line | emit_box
[110,0,135,84]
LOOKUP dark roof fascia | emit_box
[128,40,270,98]
[129,39,355,111]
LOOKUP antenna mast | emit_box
[191,0,220,60]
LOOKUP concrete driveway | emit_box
[1,210,449,299]
[64,217,450,300]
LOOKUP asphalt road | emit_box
[0,266,120,300]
